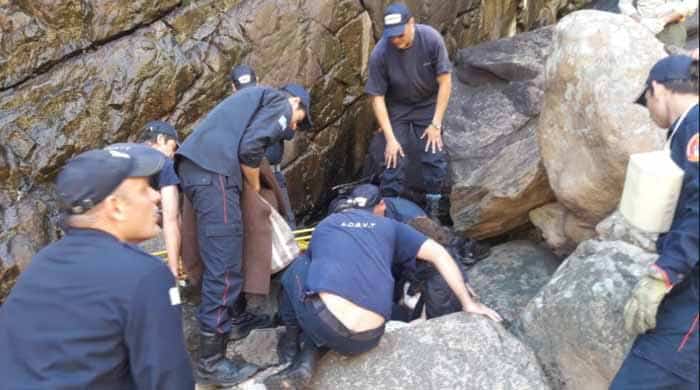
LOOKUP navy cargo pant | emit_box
[610,269,699,389]
[178,159,243,334]
[380,120,448,198]
[279,254,384,356]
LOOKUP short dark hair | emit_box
[137,131,176,144]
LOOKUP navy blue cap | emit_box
[348,184,382,209]
[230,65,257,90]
[282,83,313,131]
[56,144,165,215]
[383,3,412,38]
[636,55,695,106]
[143,120,180,145]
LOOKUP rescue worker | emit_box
[264,185,502,389]
[138,120,182,277]
[0,145,194,389]
[230,64,297,227]
[610,55,698,389]
[365,3,452,220]
[619,0,697,47]
[175,83,313,385]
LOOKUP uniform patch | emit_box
[687,134,699,163]
[169,287,181,306]
[237,74,251,84]
[108,150,130,159]
[384,13,402,25]
[278,115,288,130]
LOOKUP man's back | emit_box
[0,228,193,389]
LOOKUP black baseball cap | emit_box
[230,65,257,90]
[635,55,695,106]
[383,3,412,38]
[282,83,313,131]
[143,120,180,145]
[56,144,165,215]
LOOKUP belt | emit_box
[272,164,282,173]
[308,295,385,341]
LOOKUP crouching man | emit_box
[264,185,502,389]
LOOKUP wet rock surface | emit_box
[444,27,556,238]
[467,240,560,323]
[514,239,658,389]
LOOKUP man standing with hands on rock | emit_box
[365,2,452,221]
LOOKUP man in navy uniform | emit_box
[176,83,312,385]
[0,144,194,389]
[230,64,297,227]
[365,2,453,220]
[138,120,182,278]
[611,55,699,389]
[264,185,501,389]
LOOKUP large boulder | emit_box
[514,239,658,389]
[537,10,666,228]
[444,27,556,238]
[311,313,550,389]
[529,202,597,257]
[595,210,659,253]
[467,240,560,323]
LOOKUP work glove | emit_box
[623,266,672,336]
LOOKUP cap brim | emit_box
[128,148,166,177]
[383,23,407,38]
[634,88,648,106]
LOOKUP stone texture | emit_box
[311,313,550,390]
[537,10,667,226]
[530,202,597,257]
[514,239,658,390]
[467,240,560,323]
[595,210,659,253]
[445,27,556,238]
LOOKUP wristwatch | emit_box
[430,122,442,131]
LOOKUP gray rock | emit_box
[537,10,666,225]
[595,210,659,253]
[229,327,285,368]
[312,313,550,390]
[530,202,597,257]
[445,27,556,238]
[514,239,658,390]
[467,240,560,323]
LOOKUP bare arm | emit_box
[241,164,261,192]
[371,95,404,169]
[160,186,181,278]
[422,73,452,153]
[416,239,502,321]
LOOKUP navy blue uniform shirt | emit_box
[151,157,180,190]
[365,24,451,124]
[176,86,292,182]
[0,228,194,390]
[384,196,426,223]
[305,209,428,319]
[265,128,295,165]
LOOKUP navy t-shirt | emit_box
[384,196,426,223]
[151,158,180,190]
[365,24,451,124]
[265,128,295,165]
[0,228,194,389]
[305,209,428,319]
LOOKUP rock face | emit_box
[444,27,556,238]
[537,10,667,228]
[311,313,550,390]
[529,202,597,257]
[595,210,659,253]
[467,240,560,323]
[514,239,658,389]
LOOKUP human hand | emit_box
[421,124,443,154]
[463,301,503,322]
[384,137,405,169]
[624,267,671,335]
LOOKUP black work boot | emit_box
[229,311,275,340]
[425,194,442,222]
[196,331,259,386]
[264,341,328,390]
[276,325,301,364]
